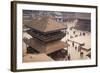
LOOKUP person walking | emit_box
[83,32,85,36]
[73,31,76,34]
[64,55,68,61]
[80,32,82,36]
[68,54,71,60]
[66,41,69,49]
[78,45,81,52]
[72,41,74,47]
[80,51,84,58]
[75,46,77,50]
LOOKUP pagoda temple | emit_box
[23,16,67,60]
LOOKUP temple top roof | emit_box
[25,16,66,33]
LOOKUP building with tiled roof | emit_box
[24,15,67,55]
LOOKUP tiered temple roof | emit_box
[25,16,66,33]
[24,16,67,54]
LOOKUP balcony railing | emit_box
[27,30,66,42]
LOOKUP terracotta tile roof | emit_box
[25,16,66,32]
[23,38,66,54]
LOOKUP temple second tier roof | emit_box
[23,38,67,54]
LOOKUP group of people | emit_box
[64,53,71,61]
[63,27,88,61]
[72,41,84,58]
[72,30,85,59]
[64,40,84,61]
[67,29,86,39]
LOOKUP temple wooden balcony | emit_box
[26,30,66,42]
